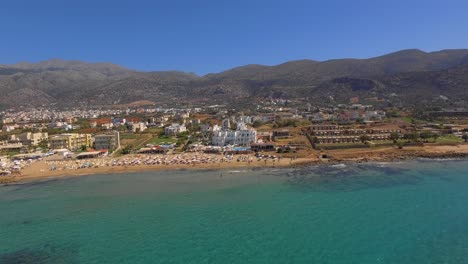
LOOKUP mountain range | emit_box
[1,49,468,109]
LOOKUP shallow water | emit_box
[1,160,468,263]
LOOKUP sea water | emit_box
[1,160,468,263]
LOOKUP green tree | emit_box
[462,133,468,143]
[396,141,404,149]
[389,132,400,143]
[403,132,419,142]
[359,135,370,143]
[356,118,365,124]
[420,131,434,140]
[75,119,90,129]
[37,139,49,150]
[230,122,237,130]
[386,110,401,118]
[312,136,320,144]
[120,145,132,155]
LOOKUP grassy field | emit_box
[120,133,137,139]
[148,136,177,145]
[319,142,366,147]
[132,134,153,149]
[402,117,412,123]
[143,127,164,134]
[119,133,152,149]
[436,135,463,144]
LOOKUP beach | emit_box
[2,143,467,183]
[15,152,313,182]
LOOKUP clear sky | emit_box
[1,0,468,75]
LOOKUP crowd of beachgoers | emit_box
[44,153,291,172]
[0,157,36,176]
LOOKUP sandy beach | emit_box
[13,153,314,183]
[3,143,468,184]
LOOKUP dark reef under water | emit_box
[0,244,79,264]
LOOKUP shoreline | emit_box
[2,144,468,184]
[5,155,313,184]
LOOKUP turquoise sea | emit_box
[1,159,468,263]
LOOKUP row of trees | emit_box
[357,132,425,144]
[398,131,440,142]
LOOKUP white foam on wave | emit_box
[331,164,347,168]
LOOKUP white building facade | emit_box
[165,124,187,136]
[211,122,257,146]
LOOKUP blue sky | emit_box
[1,0,467,75]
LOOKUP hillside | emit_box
[0,49,468,109]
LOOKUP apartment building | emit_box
[94,131,120,152]
[9,132,48,146]
[49,133,92,150]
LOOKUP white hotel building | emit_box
[211,122,257,147]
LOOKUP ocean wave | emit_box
[331,164,347,168]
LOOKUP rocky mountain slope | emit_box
[1,49,468,109]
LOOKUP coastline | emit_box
[324,143,468,163]
[3,144,468,184]
[7,155,313,184]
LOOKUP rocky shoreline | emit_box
[287,150,468,169]
[335,151,468,163]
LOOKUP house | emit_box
[154,115,170,123]
[200,124,211,133]
[309,112,331,122]
[131,122,147,133]
[238,116,254,124]
[2,125,16,133]
[256,114,276,123]
[48,121,64,128]
[101,123,114,130]
[179,112,190,119]
[92,118,114,129]
[1,117,14,124]
[164,124,187,136]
